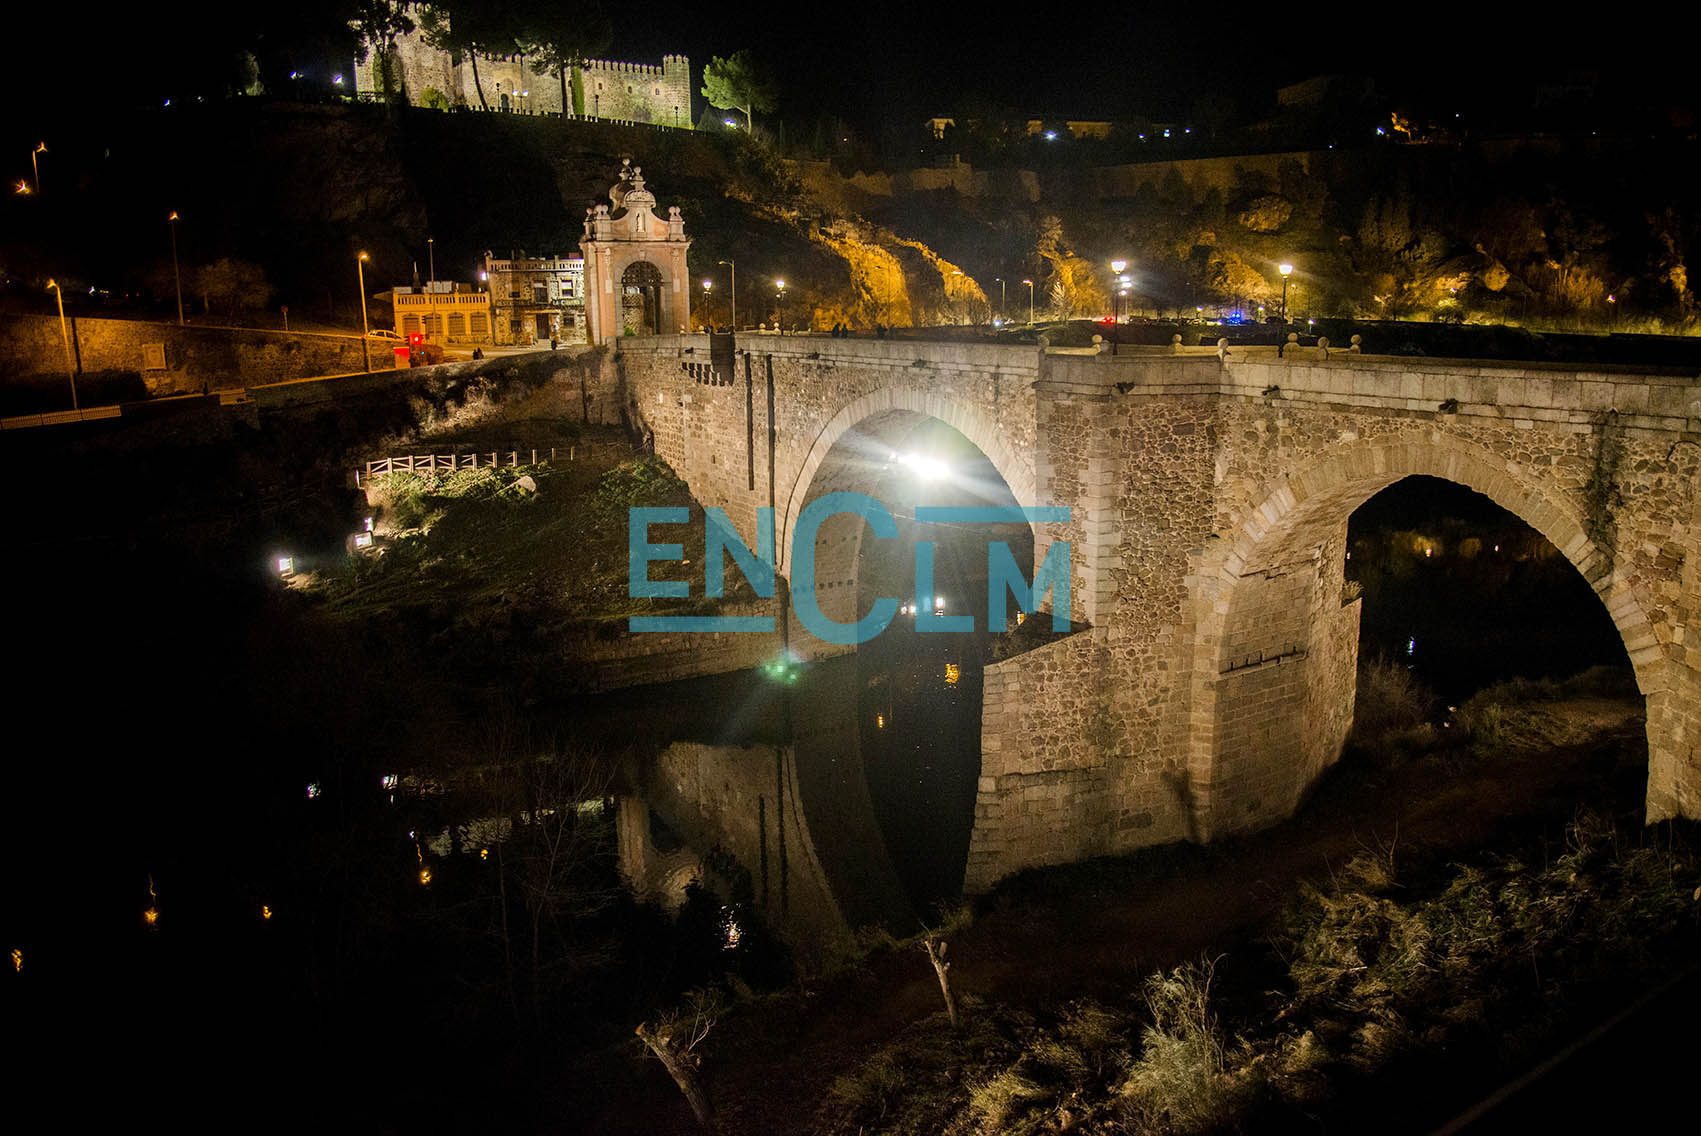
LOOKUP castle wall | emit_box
[358,29,690,125]
[576,56,692,126]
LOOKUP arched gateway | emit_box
[581,160,692,344]
[614,334,1701,892]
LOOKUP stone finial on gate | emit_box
[1171,333,1183,353]
[1317,336,1331,360]
[1217,337,1231,362]
[1350,334,1363,353]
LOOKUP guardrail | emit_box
[356,449,558,486]
[1,404,123,430]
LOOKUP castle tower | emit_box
[580,160,693,344]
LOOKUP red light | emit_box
[410,333,423,345]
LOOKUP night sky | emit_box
[3,5,1695,136]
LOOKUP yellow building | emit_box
[391,283,493,344]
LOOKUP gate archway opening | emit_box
[621,260,664,335]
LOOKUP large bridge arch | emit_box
[776,386,1036,579]
[1187,431,1664,838]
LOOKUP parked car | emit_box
[367,329,402,340]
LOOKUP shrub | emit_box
[1120,958,1245,1132]
[1350,656,1437,748]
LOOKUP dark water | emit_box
[1347,476,1632,700]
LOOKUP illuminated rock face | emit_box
[617,335,1701,891]
[581,161,693,345]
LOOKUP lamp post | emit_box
[30,142,45,195]
[718,259,736,330]
[1278,263,1293,322]
[1022,278,1034,325]
[774,279,786,335]
[168,211,185,326]
[357,252,371,372]
[45,279,77,409]
[427,237,435,289]
[1110,260,1127,323]
[702,279,713,329]
[994,277,1005,321]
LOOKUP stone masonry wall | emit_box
[0,314,372,398]
[566,600,786,691]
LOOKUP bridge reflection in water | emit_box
[615,437,1031,949]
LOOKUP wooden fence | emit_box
[358,448,562,486]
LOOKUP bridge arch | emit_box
[1187,431,1661,838]
[776,386,1036,579]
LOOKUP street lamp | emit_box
[1022,278,1034,325]
[1278,263,1294,322]
[30,142,45,195]
[357,252,371,372]
[1109,260,1127,323]
[168,211,185,326]
[702,279,713,329]
[775,279,786,334]
[427,237,435,289]
[718,259,736,330]
[45,279,78,409]
[994,277,1005,320]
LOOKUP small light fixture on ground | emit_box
[276,555,295,576]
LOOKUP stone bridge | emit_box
[615,334,1701,892]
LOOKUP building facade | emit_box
[483,252,586,346]
[581,160,692,345]
[391,282,493,344]
[355,19,690,126]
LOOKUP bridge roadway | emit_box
[616,332,1701,892]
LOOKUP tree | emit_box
[522,3,612,119]
[701,50,776,135]
[348,0,416,102]
[193,258,274,317]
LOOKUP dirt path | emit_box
[582,699,1648,1134]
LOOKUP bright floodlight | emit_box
[899,452,946,480]
[1279,263,1294,276]
[724,118,738,127]
[1110,259,1127,274]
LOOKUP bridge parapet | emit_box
[1050,350,1701,435]
[617,332,1042,380]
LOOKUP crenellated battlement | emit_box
[355,20,690,128]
